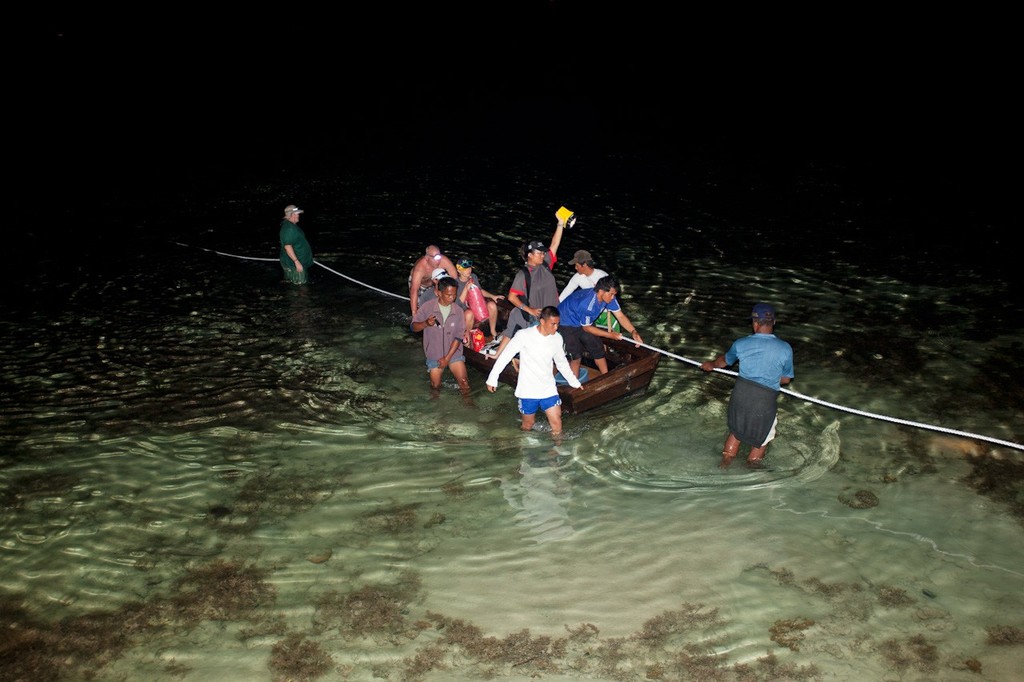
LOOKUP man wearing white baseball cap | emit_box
[416,266,448,308]
[279,204,313,284]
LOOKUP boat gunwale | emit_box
[463,299,661,414]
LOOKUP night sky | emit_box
[28,5,1014,233]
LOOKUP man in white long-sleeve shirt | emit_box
[558,249,608,302]
[486,306,583,439]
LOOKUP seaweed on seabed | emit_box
[314,570,423,640]
[878,634,939,674]
[0,559,278,681]
[986,624,1024,645]
[769,618,816,651]
[876,584,915,608]
[962,457,1024,527]
[632,603,726,647]
[732,651,821,681]
[0,594,159,681]
[424,612,567,675]
[402,643,448,680]
[358,502,422,534]
[268,632,334,682]
[169,558,277,623]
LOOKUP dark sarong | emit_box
[727,376,780,447]
[503,308,537,339]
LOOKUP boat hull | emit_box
[463,301,661,414]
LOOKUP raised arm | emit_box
[549,214,567,258]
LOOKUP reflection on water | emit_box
[2,159,1022,680]
[501,448,575,545]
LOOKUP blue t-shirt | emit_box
[557,288,621,327]
[724,333,794,391]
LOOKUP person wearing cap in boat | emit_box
[279,204,313,285]
[558,249,608,302]
[453,257,504,340]
[488,209,568,358]
[559,249,619,333]
[557,275,644,379]
[408,245,457,315]
[700,302,794,469]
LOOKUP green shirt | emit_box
[279,220,313,270]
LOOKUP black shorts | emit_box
[560,325,605,361]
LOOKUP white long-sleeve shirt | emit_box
[558,267,608,302]
[486,326,582,398]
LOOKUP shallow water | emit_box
[3,155,1022,680]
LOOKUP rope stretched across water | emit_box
[631,342,1023,452]
[170,243,409,301]
[179,242,1024,452]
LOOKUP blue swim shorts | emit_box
[518,395,561,415]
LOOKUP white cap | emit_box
[431,267,447,280]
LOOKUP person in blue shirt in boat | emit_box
[700,303,794,469]
[487,306,582,440]
[279,204,313,284]
[557,275,643,380]
[558,248,618,333]
[411,276,471,396]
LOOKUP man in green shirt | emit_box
[279,204,313,284]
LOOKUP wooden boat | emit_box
[463,299,661,414]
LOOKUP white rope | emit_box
[180,242,1023,452]
[172,242,409,301]
[312,260,409,301]
[171,242,278,262]
[631,341,1024,452]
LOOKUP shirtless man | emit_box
[409,245,457,315]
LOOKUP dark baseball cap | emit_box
[751,303,776,320]
[568,249,592,265]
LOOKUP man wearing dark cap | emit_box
[700,303,794,468]
[279,204,313,284]
[488,209,567,358]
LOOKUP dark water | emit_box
[5,143,1023,680]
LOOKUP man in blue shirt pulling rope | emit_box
[701,303,795,469]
